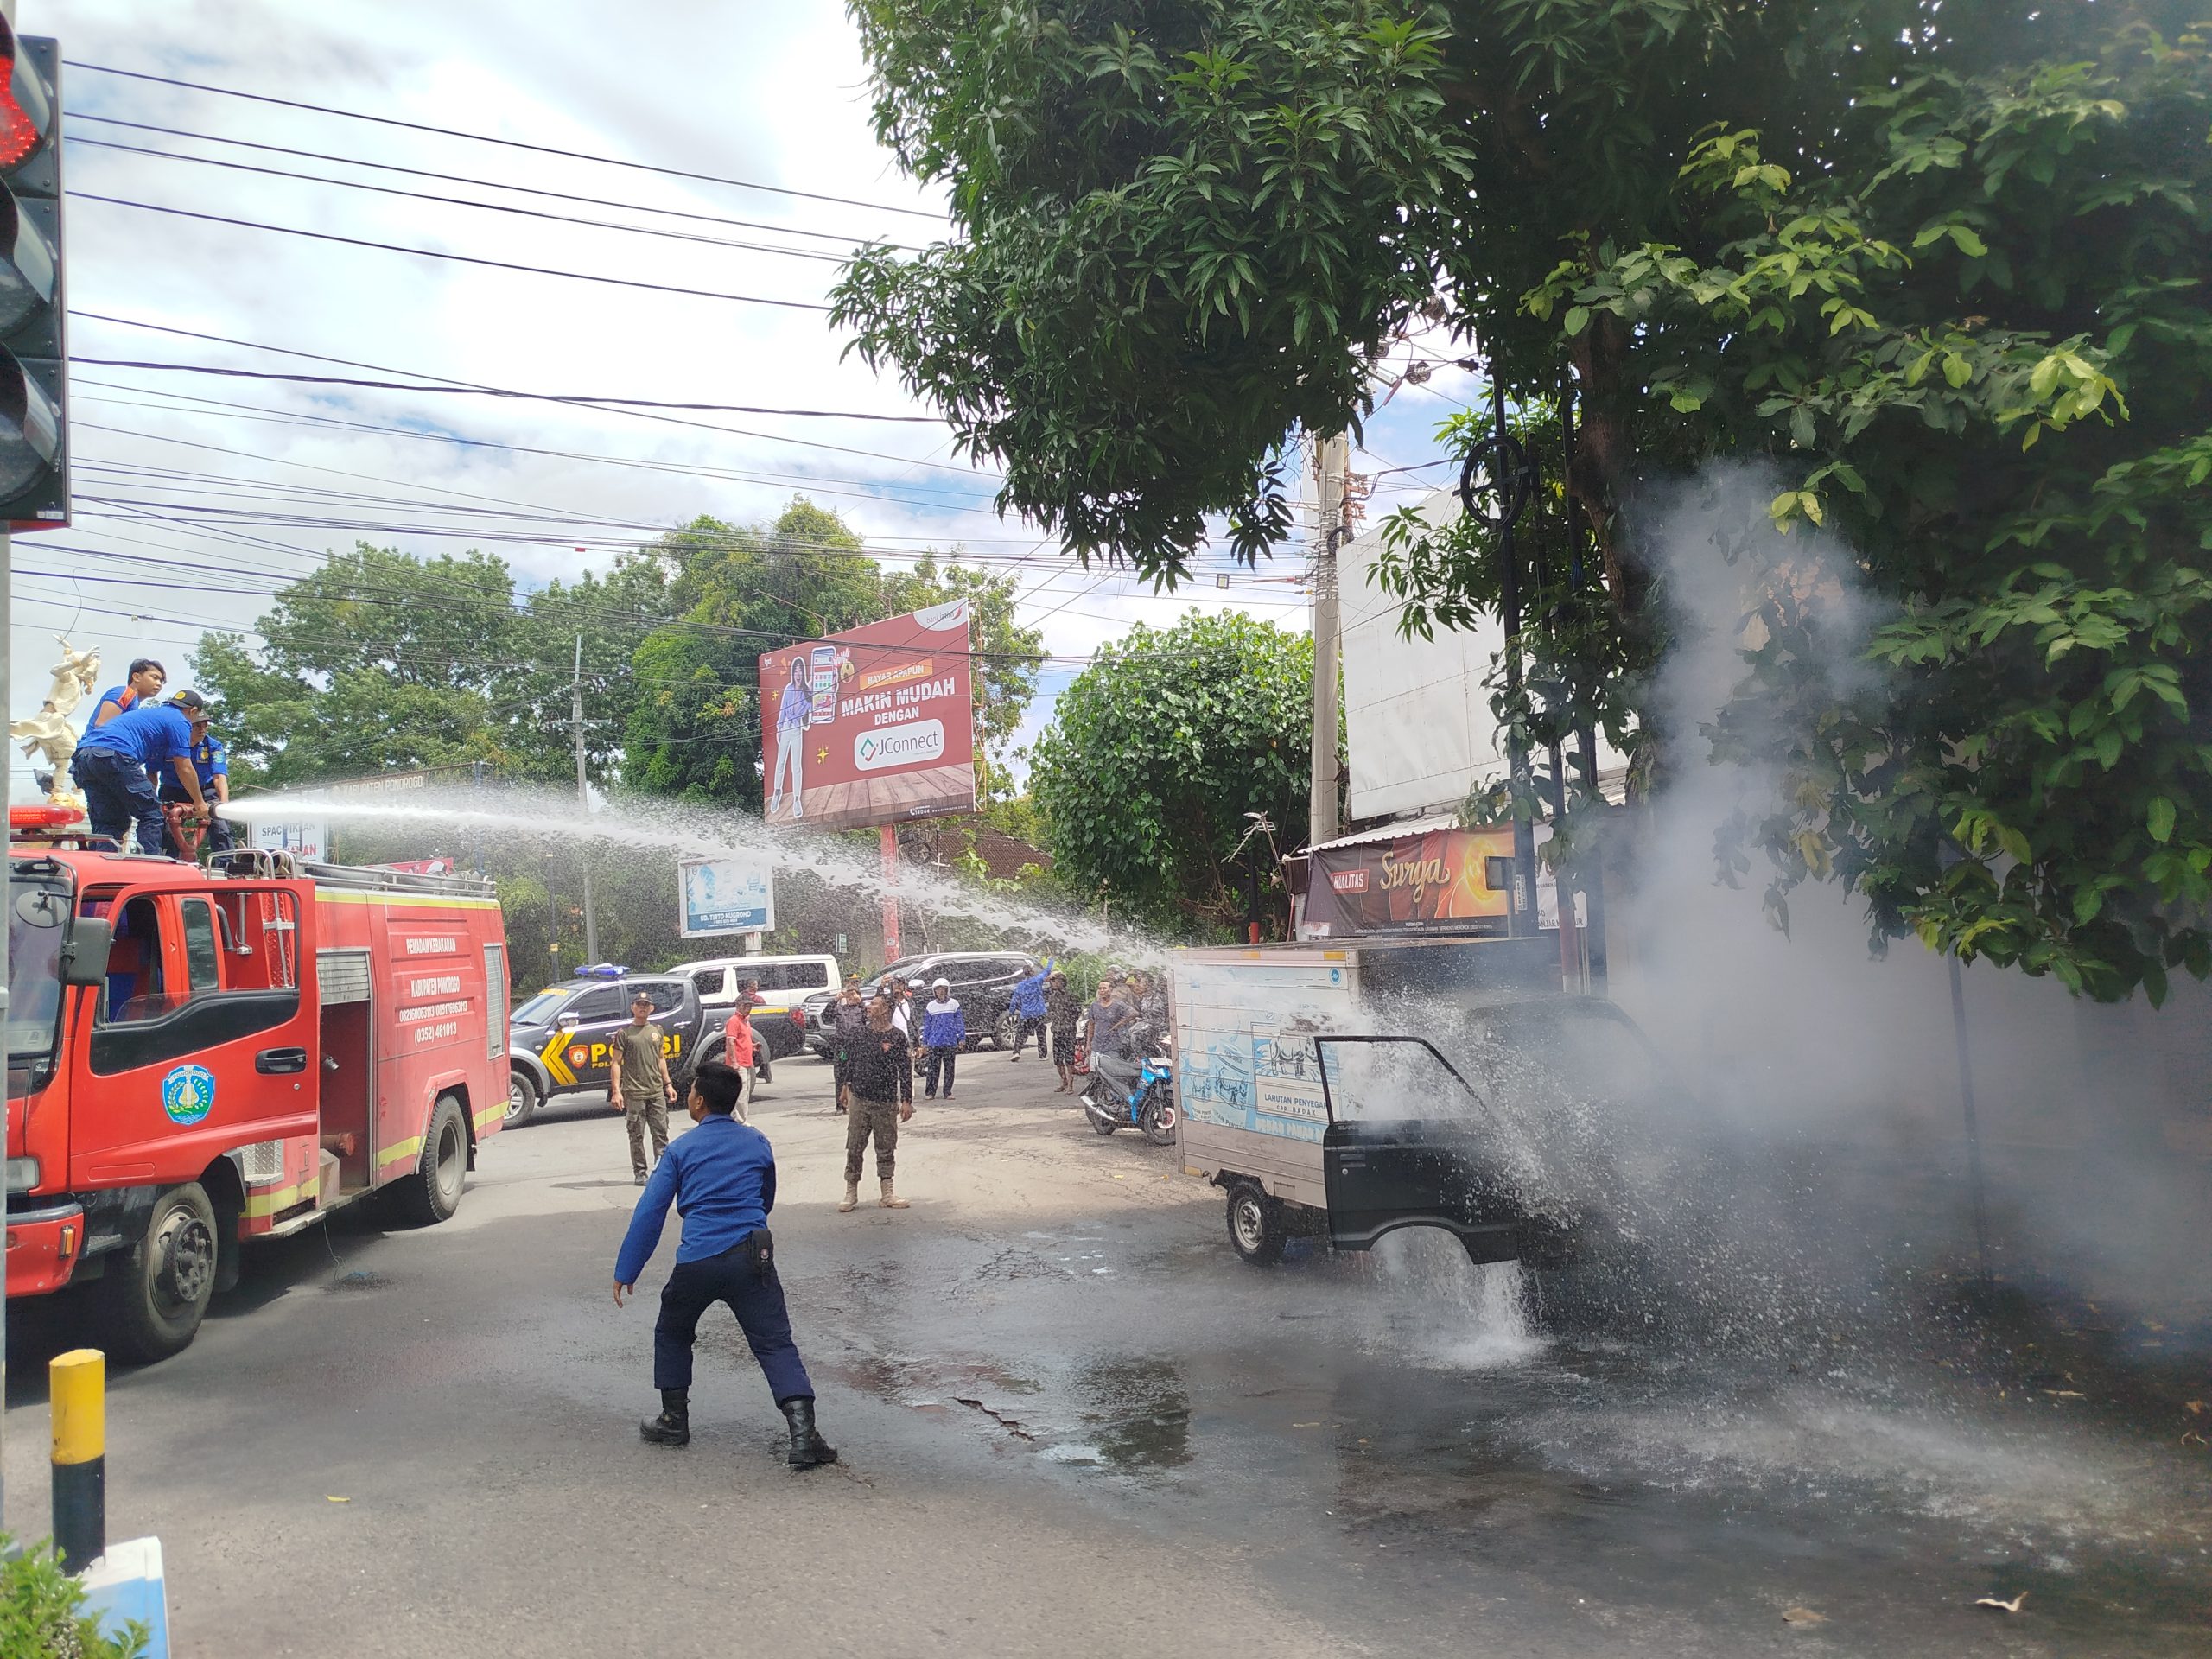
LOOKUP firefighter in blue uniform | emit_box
[70,690,209,855]
[156,721,232,859]
[613,1060,838,1469]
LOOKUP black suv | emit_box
[505,974,705,1128]
[862,951,1045,1052]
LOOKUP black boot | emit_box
[640,1388,690,1446]
[781,1396,837,1470]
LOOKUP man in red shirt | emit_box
[722,1006,757,1123]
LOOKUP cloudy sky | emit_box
[12,0,1482,789]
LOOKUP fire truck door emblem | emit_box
[162,1063,217,1127]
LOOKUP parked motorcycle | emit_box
[1081,1046,1178,1146]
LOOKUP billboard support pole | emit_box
[879,825,900,963]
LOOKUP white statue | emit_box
[10,637,102,804]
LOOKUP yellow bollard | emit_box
[50,1347,105,1571]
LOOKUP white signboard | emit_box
[678,855,774,939]
[251,820,330,862]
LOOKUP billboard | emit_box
[679,855,775,938]
[1301,826,1516,937]
[251,819,331,862]
[758,601,976,831]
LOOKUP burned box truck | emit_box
[1172,937,1663,1268]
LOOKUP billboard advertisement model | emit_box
[759,601,976,831]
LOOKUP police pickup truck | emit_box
[504,970,705,1128]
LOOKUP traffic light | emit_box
[0,21,63,531]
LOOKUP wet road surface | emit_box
[6,1052,2206,1656]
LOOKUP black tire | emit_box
[1139,1088,1179,1147]
[992,1008,1019,1052]
[1226,1182,1286,1266]
[98,1181,219,1363]
[396,1095,469,1226]
[505,1067,540,1128]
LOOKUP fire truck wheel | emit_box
[505,1068,540,1129]
[397,1096,470,1226]
[99,1182,219,1363]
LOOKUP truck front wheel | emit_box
[396,1096,468,1226]
[1225,1182,1286,1267]
[98,1181,219,1363]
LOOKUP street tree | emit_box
[833,1,2212,1000]
[190,545,524,788]
[1027,612,1314,935]
[626,500,1046,808]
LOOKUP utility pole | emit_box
[568,634,600,963]
[1310,430,1348,850]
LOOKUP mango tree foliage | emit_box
[835,0,2212,1000]
[1027,612,1316,934]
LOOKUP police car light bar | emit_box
[573,963,630,980]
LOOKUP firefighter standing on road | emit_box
[613,1060,837,1470]
[610,992,678,1185]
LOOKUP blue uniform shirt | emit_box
[614,1115,777,1286]
[88,684,143,726]
[74,702,197,768]
[155,733,226,796]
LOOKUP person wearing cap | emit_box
[1007,963,1050,1063]
[608,990,679,1185]
[87,658,165,729]
[156,718,232,860]
[70,690,210,856]
[918,976,966,1101]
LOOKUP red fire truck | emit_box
[5,810,512,1361]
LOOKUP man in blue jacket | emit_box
[1007,963,1049,1062]
[613,1060,837,1469]
[919,976,965,1100]
[70,690,211,855]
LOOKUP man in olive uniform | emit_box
[609,991,678,1185]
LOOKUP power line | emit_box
[62,112,920,250]
[66,134,858,264]
[73,313,1001,478]
[72,193,836,311]
[66,59,949,223]
[73,359,941,421]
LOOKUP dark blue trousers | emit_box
[652,1231,814,1403]
[75,750,165,855]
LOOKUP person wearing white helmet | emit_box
[918,976,966,1100]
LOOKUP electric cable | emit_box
[65,60,950,221]
[62,112,921,248]
[71,193,836,311]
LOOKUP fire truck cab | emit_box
[5,813,510,1362]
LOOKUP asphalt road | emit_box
[5,1050,2206,1657]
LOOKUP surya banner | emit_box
[1302,826,1516,936]
[758,601,977,831]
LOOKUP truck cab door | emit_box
[73,883,315,1184]
[1315,1034,1528,1266]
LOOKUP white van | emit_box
[676,953,840,1062]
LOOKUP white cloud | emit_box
[10,0,1452,798]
